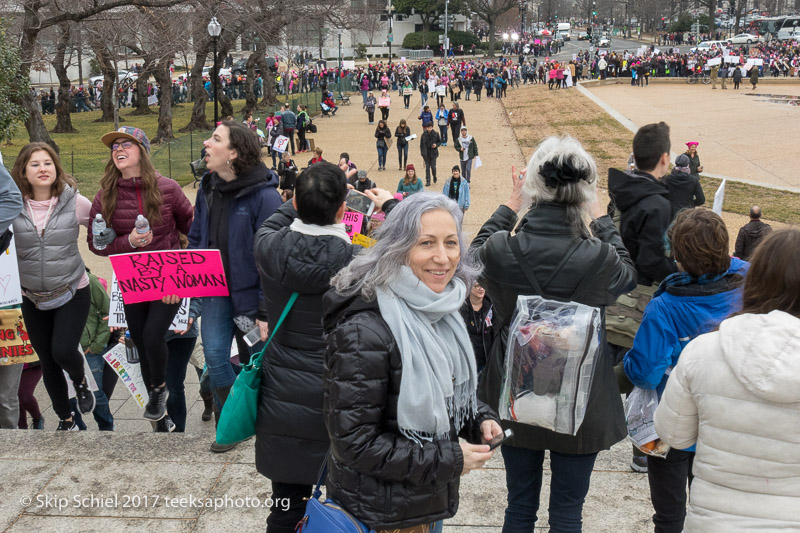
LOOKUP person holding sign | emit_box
[89,126,194,423]
[253,162,358,531]
[401,79,414,109]
[10,143,97,430]
[188,121,282,453]
[378,89,391,122]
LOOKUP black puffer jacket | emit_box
[322,290,498,530]
[254,201,355,484]
[470,204,636,454]
[662,169,705,217]
[608,168,678,285]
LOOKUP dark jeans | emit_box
[397,143,408,168]
[501,444,598,533]
[123,300,181,390]
[21,287,91,420]
[297,128,307,151]
[648,448,695,533]
[284,128,295,154]
[367,110,374,123]
[460,158,473,183]
[377,145,388,168]
[423,156,437,184]
[379,107,389,120]
[266,482,312,533]
[439,125,448,144]
[166,336,197,432]
[70,350,115,430]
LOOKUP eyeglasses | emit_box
[111,141,134,151]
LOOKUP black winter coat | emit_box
[322,291,498,530]
[662,169,705,217]
[420,129,441,160]
[470,204,636,454]
[608,168,678,285]
[254,201,356,484]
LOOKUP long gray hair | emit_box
[523,136,598,238]
[331,192,481,300]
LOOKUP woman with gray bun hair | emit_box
[322,192,502,533]
[470,135,637,532]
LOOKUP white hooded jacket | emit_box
[654,310,800,531]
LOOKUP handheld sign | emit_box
[379,96,391,107]
[352,233,377,248]
[712,180,726,215]
[107,274,190,329]
[104,344,149,407]
[0,237,23,307]
[341,211,365,240]
[0,308,37,365]
[273,135,290,153]
[109,249,228,304]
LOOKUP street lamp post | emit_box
[387,3,395,64]
[207,16,222,127]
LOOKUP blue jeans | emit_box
[421,93,428,107]
[165,336,197,432]
[377,145,388,168]
[439,125,448,144]
[70,351,114,431]
[361,89,368,104]
[501,444,597,533]
[397,143,409,168]
[199,297,241,392]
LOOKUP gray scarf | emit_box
[377,266,478,445]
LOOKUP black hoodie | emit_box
[608,168,678,285]
[735,220,772,261]
[662,169,705,217]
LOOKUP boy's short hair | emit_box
[295,162,348,226]
[632,121,670,172]
[452,166,460,172]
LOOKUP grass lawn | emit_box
[2,92,323,198]
[503,86,800,225]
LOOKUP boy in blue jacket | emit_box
[624,209,749,533]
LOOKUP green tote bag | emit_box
[216,292,299,445]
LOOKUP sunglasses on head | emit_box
[111,141,135,151]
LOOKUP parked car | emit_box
[727,33,762,44]
[201,66,232,78]
[689,40,728,52]
[89,70,138,87]
[230,57,278,76]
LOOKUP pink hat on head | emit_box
[686,141,699,147]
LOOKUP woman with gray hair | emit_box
[470,136,637,532]
[321,192,503,533]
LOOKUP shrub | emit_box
[402,30,480,49]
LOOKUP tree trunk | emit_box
[241,49,262,116]
[215,44,234,119]
[179,49,212,132]
[152,58,175,144]
[92,43,119,123]
[260,59,278,107]
[51,24,77,134]
[131,59,155,116]
[487,20,498,57]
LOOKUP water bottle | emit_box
[135,214,150,234]
[92,214,108,250]
[124,331,139,364]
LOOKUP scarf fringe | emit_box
[400,383,479,447]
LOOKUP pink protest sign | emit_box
[535,39,541,45]
[341,211,364,241]
[109,249,229,304]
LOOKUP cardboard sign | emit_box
[109,249,228,304]
[436,85,447,96]
[341,211,364,241]
[0,308,37,365]
[272,135,290,153]
[0,236,22,307]
[107,274,190,329]
[379,96,391,107]
[103,343,148,407]
[352,233,377,248]
[403,88,413,95]
[707,57,722,66]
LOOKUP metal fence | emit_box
[399,49,435,60]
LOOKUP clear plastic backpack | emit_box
[499,295,602,435]
[498,235,608,435]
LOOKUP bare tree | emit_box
[11,0,188,152]
[51,23,77,134]
[465,0,520,56]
